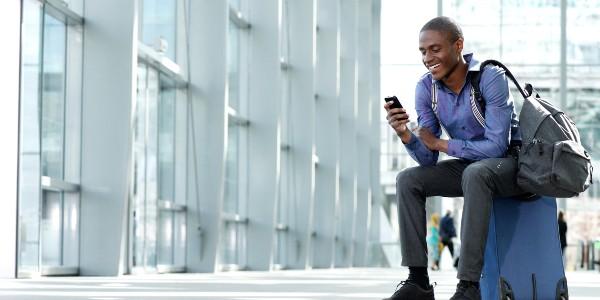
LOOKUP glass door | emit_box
[131,62,186,274]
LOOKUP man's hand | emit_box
[416,127,448,153]
[384,101,411,143]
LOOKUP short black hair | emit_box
[420,16,463,43]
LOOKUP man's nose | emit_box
[423,52,433,65]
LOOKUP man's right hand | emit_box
[384,101,412,143]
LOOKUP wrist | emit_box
[399,129,412,144]
[436,139,449,153]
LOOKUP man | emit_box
[439,210,457,268]
[383,16,524,300]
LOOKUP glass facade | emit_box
[18,0,83,277]
[140,0,177,61]
[8,0,381,279]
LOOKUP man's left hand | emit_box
[417,127,448,153]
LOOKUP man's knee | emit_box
[396,167,420,189]
[461,162,493,186]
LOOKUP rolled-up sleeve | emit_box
[404,80,442,166]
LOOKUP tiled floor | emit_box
[0,268,598,299]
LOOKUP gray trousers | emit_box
[396,156,524,282]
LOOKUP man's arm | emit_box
[403,80,443,166]
[446,67,512,160]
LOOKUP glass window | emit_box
[566,2,600,165]
[18,0,44,275]
[131,63,159,272]
[228,24,241,111]
[158,76,176,202]
[18,0,82,276]
[132,62,185,273]
[140,0,178,61]
[41,13,67,179]
[224,123,240,214]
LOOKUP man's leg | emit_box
[447,239,455,258]
[397,159,467,268]
[458,157,524,281]
[386,160,468,300]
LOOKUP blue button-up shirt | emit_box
[404,53,520,166]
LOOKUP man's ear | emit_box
[455,38,464,53]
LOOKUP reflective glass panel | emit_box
[41,13,66,179]
[158,76,176,202]
[228,23,241,111]
[41,191,63,266]
[157,210,174,265]
[18,0,43,274]
[223,123,239,214]
[141,0,177,60]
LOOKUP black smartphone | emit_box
[384,96,403,109]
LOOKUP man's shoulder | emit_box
[417,72,432,85]
[478,62,507,84]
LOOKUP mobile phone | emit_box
[384,96,403,109]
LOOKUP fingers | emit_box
[388,116,410,129]
[387,109,409,123]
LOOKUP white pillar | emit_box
[286,0,317,270]
[312,0,340,268]
[337,0,358,268]
[354,0,375,266]
[79,0,137,275]
[245,0,282,271]
[186,0,228,273]
[369,0,383,267]
[0,0,22,279]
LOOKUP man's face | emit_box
[418,30,463,81]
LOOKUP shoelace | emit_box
[455,281,477,296]
[394,280,437,292]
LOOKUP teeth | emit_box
[429,63,440,71]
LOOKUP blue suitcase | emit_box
[480,196,569,300]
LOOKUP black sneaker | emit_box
[449,281,481,300]
[383,280,435,300]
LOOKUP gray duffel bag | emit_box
[517,87,593,198]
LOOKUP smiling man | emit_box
[383,17,524,300]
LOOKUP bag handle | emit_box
[476,59,530,99]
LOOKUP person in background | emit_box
[439,210,458,268]
[427,213,441,271]
[558,211,567,259]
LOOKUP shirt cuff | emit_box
[403,132,419,150]
[447,139,464,158]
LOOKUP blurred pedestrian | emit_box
[558,211,567,257]
[427,213,441,271]
[440,210,458,268]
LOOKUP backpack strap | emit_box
[468,59,530,128]
[431,79,485,134]
[431,82,453,139]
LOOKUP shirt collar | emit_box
[431,53,479,84]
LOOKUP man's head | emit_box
[419,16,464,81]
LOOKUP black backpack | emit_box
[433,59,593,197]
